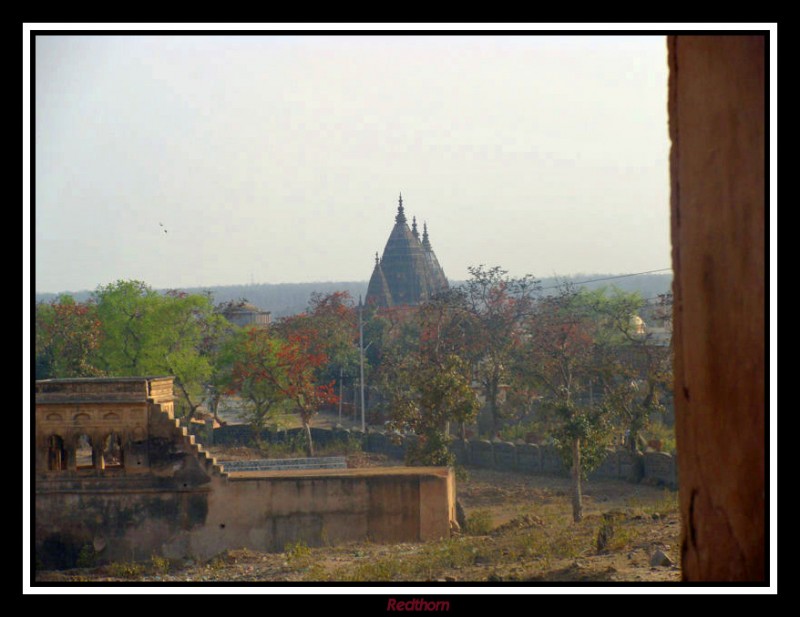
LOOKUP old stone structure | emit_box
[34,377,455,569]
[366,194,449,308]
[218,300,271,328]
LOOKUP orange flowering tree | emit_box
[274,330,338,456]
[275,291,359,393]
[221,322,339,456]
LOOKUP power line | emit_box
[539,268,673,291]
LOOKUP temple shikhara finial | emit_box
[375,252,379,265]
[366,195,449,308]
[395,192,406,224]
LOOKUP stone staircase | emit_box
[169,415,228,479]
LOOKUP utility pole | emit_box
[359,295,366,432]
[338,366,343,424]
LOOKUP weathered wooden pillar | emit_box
[668,35,766,581]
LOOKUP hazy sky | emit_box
[34,34,671,293]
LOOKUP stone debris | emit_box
[650,549,673,567]
[491,513,545,535]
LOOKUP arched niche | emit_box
[103,432,125,468]
[74,433,94,470]
[47,434,67,471]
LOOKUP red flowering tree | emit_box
[220,324,338,456]
[274,291,359,393]
[273,331,339,456]
[35,295,104,379]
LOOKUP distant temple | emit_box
[365,194,449,308]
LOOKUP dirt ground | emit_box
[35,462,681,584]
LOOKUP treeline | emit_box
[35,273,671,317]
[35,269,673,523]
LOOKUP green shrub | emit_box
[316,435,362,456]
[150,553,171,575]
[76,544,96,568]
[498,420,552,444]
[464,509,493,535]
[285,540,312,568]
[643,421,677,454]
[205,554,227,571]
[107,561,144,578]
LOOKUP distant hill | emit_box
[35,273,672,317]
[537,273,672,301]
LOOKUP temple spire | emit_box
[411,216,419,240]
[422,221,432,250]
[395,192,406,224]
[375,251,380,265]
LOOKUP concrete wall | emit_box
[190,467,453,560]
[669,35,766,581]
[213,424,678,488]
[36,466,453,567]
[204,423,350,448]
[36,480,212,567]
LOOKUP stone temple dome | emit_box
[365,193,449,308]
[630,314,646,335]
[219,300,271,328]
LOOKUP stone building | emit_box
[34,376,455,569]
[366,194,449,308]
[218,300,271,328]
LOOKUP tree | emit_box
[35,295,104,379]
[379,296,480,466]
[217,327,288,433]
[273,291,360,409]
[220,322,339,456]
[385,352,479,466]
[517,285,670,522]
[272,331,339,456]
[304,291,360,387]
[237,292,357,455]
[517,285,611,522]
[459,266,540,434]
[580,288,673,453]
[92,280,223,419]
[159,289,230,420]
